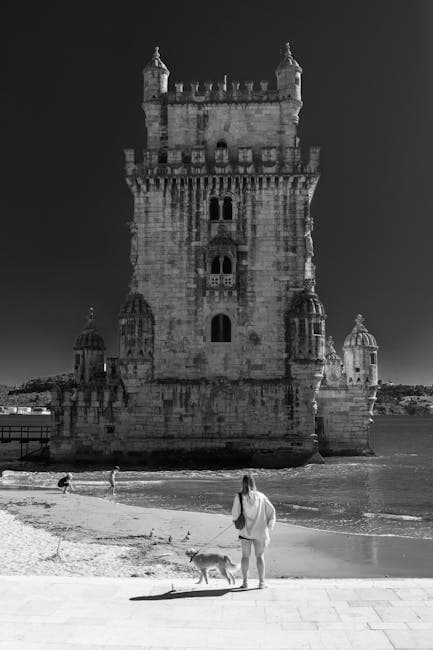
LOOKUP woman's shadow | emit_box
[130,586,258,601]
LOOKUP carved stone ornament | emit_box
[129,221,138,266]
[353,314,368,332]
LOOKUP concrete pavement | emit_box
[1,576,433,649]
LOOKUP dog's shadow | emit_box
[130,586,258,601]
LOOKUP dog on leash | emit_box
[185,549,239,585]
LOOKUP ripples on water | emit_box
[1,416,433,539]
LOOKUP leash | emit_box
[189,521,234,562]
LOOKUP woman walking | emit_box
[231,475,276,589]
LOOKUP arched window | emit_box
[211,314,231,342]
[222,256,232,274]
[211,257,221,273]
[223,196,232,220]
[216,140,227,149]
[210,197,219,221]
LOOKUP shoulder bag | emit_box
[234,492,246,530]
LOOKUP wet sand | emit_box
[1,488,433,579]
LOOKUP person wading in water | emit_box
[108,466,120,496]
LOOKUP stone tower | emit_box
[119,43,325,465]
[124,44,322,384]
[50,43,378,467]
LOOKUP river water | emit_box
[1,416,433,539]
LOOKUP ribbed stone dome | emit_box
[291,283,325,318]
[344,315,377,348]
[74,309,105,350]
[119,292,152,318]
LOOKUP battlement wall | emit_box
[161,79,283,104]
[124,146,320,181]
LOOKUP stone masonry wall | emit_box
[50,378,318,468]
[166,102,297,152]
[131,177,314,381]
[317,386,373,456]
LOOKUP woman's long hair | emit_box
[241,474,256,499]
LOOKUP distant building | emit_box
[50,44,378,466]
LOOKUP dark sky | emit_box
[3,1,433,386]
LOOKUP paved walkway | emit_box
[1,577,433,649]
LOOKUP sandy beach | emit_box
[1,488,433,581]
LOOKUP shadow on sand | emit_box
[130,586,259,601]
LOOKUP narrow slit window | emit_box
[211,314,231,342]
[210,197,219,220]
[222,256,232,274]
[223,197,232,220]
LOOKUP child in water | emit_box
[108,466,120,496]
[57,473,74,494]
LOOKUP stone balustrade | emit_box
[208,274,235,288]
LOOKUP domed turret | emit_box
[143,46,170,101]
[73,308,105,383]
[119,291,153,319]
[289,280,326,361]
[119,291,154,387]
[275,42,302,101]
[343,315,378,387]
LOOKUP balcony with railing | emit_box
[208,274,235,288]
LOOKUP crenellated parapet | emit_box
[51,361,127,440]
[163,82,290,104]
[124,146,320,183]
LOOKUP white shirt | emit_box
[232,490,276,544]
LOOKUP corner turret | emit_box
[118,287,154,391]
[73,308,105,384]
[288,280,326,457]
[143,46,170,102]
[343,315,378,388]
[289,280,326,362]
[275,42,302,102]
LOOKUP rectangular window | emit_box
[370,353,377,365]
[313,322,321,335]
